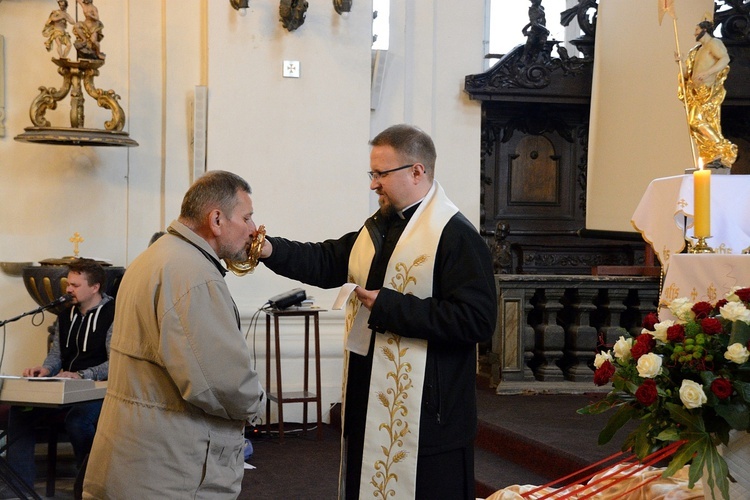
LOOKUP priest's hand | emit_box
[260,238,273,259]
[355,286,379,310]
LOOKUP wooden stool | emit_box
[265,308,324,441]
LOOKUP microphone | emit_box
[0,294,75,328]
[43,294,74,310]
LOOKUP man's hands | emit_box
[22,366,51,378]
[22,366,82,378]
[354,286,379,310]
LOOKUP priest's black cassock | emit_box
[262,202,496,499]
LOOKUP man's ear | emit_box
[208,209,223,236]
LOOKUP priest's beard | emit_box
[378,202,397,219]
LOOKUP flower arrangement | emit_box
[579,286,750,500]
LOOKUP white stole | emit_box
[342,181,458,499]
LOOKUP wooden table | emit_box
[265,308,324,441]
[631,174,750,269]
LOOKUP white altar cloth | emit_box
[659,254,750,319]
[631,174,750,268]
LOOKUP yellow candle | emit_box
[693,168,711,237]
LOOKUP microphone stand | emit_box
[0,301,64,328]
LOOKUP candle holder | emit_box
[690,236,714,254]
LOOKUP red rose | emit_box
[631,333,655,360]
[735,288,750,303]
[635,379,658,406]
[667,324,686,343]
[701,317,723,335]
[710,378,733,400]
[692,301,713,319]
[594,360,615,386]
[716,299,728,311]
[642,312,659,331]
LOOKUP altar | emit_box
[656,253,750,322]
[631,174,750,269]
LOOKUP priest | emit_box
[261,124,497,499]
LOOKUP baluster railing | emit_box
[487,275,660,388]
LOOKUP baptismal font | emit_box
[14,0,137,147]
[21,232,125,315]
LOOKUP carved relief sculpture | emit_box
[279,0,308,32]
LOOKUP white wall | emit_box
[205,0,373,424]
[0,0,484,424]
[586,0,714,233]
[370,1,484,223]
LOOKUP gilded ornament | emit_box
[225,225,266,276]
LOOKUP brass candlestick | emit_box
[690,236,714,254]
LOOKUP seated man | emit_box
[6,258,114,491]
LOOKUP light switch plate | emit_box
[283,60,300,78]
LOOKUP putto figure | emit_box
[678,19,737,168]
[43,0,75,59]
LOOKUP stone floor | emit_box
[3,383,637,499]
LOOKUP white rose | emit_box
[724,343,750,364]
[594,350,613,369]
[720,301,750,324]
[636,353,662,379]
[613,336,633,363]
[651,320,674,343]
[668,298,695,322]
[679,379,707,409]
